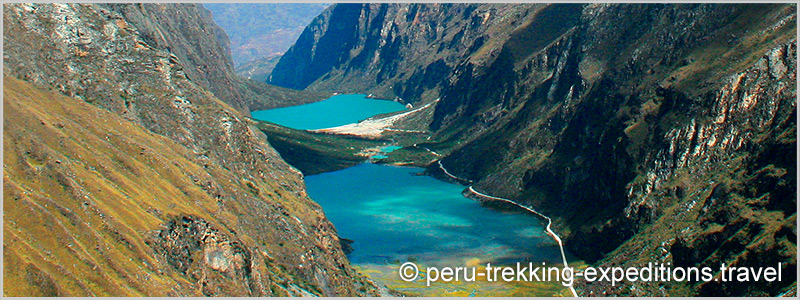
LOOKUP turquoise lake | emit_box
[251,94,406,130]
[304,163,562,267]
[381,145,403,152]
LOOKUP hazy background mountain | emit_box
[204,3,330,81]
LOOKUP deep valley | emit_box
[3,2,797,297]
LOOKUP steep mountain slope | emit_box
[269,3,550,100]
[203,3,329,67]
[3,3,376,296]
[105,3,326,113]
[270,3,797,296]
[3,77,373,296]
[117,3,327,113]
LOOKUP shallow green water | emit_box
[251,94,406,130]
[304,163,561,267]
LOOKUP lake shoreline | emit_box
[304,163,571,296]
[251,94,406,130]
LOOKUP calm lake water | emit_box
[264,94,568,295]
[304,163,562,267]
[251,94,406,130]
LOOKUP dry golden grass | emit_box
[2,76,332,296]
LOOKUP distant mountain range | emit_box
[204,3,329,81]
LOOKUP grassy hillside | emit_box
[255,117,442,175]
[2,76,377,296]
[256,121,387,175]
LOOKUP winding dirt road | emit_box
[437,160,579,297]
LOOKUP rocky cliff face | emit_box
[3,3,376,296]
[269,3,553,100]
[103,4,326,113]
[574,40,797,297]
[102,3,241,112]
[271,3,797,296]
